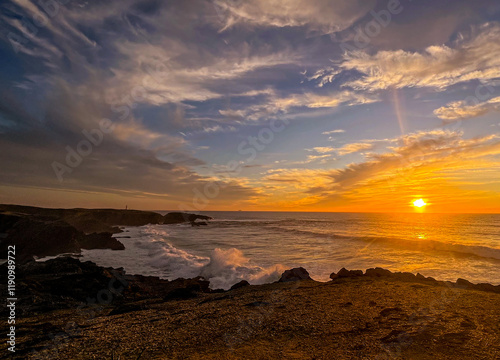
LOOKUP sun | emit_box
[413,199,427,208]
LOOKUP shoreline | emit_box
[1,257,499,359]
[1,204,499,358]
[0,204,211,262]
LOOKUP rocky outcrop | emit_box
[328,267,500,294]
[78,232,125,250]
[0,214,83,262]
[0,205,211,261]
[163,212,212,225]
[0,257,214,316]
[365,267,393,277]
[0,204,211,235]
[330,268,363,280]
[230,280,250,290]
[0,213,125,262]
[278,267,312,282]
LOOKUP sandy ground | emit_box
[5,276,500,360]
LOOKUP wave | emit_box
[165,219,500,262]
[133,226,285,289]
[365,237,500,261]
[262,225,500,261]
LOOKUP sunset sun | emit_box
[413,199,427,208]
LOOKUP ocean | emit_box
[76,211,500,290]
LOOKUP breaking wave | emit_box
[121,226,286,290]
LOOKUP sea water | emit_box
[78,211,500,289]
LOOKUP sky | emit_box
[0,0,500,213]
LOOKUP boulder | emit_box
[456,278,473,289]
[278,267,311,282]
[330,268,363,280]
[365,267,393,277]
[230,280,250,290]
[163,277,211,301]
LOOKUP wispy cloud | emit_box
[434,96,500,120]
[336,142,374,156]
[314,24,500,92]
[322,129,345,135]
[213,0,376,33]
[308,146,336,154]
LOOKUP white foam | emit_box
[199,248,286,289]
[75,225,286,290]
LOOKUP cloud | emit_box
[322,129,345,135]
[336,142,374,156]
[0,72,256,206]
[213,0,376,33]
[219,90,378,122]
[259,130,500,209]
[108,41,298,105]
[328,130,500,191]
[434,96,500,120]
[201,125,237,133]
[314,24,500,91]
[309,147,336,154]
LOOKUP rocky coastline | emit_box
[1,206,499,359]
[0,204,211,262]
[1,256,499,359]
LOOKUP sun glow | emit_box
[413,199,427,208]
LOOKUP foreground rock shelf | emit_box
[1,258,499,359]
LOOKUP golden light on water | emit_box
[413,199,427,208]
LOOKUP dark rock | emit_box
[474,283,498,293]
[416,273,426,280]
[456,278,473,288]
[330,268,364,279]
[0,205,213,260]
[278,267,311,282]
[0,204,166,234]
[365,267,393,277]
[393,272,416,281]
[0,213,127,262]
[163,277,211,301]
[164,212,212,224]
[191,221,208,226]
[369,301,377,307]
[0,214,82,262]
[230,280,250,290]
[79,232,125,250]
